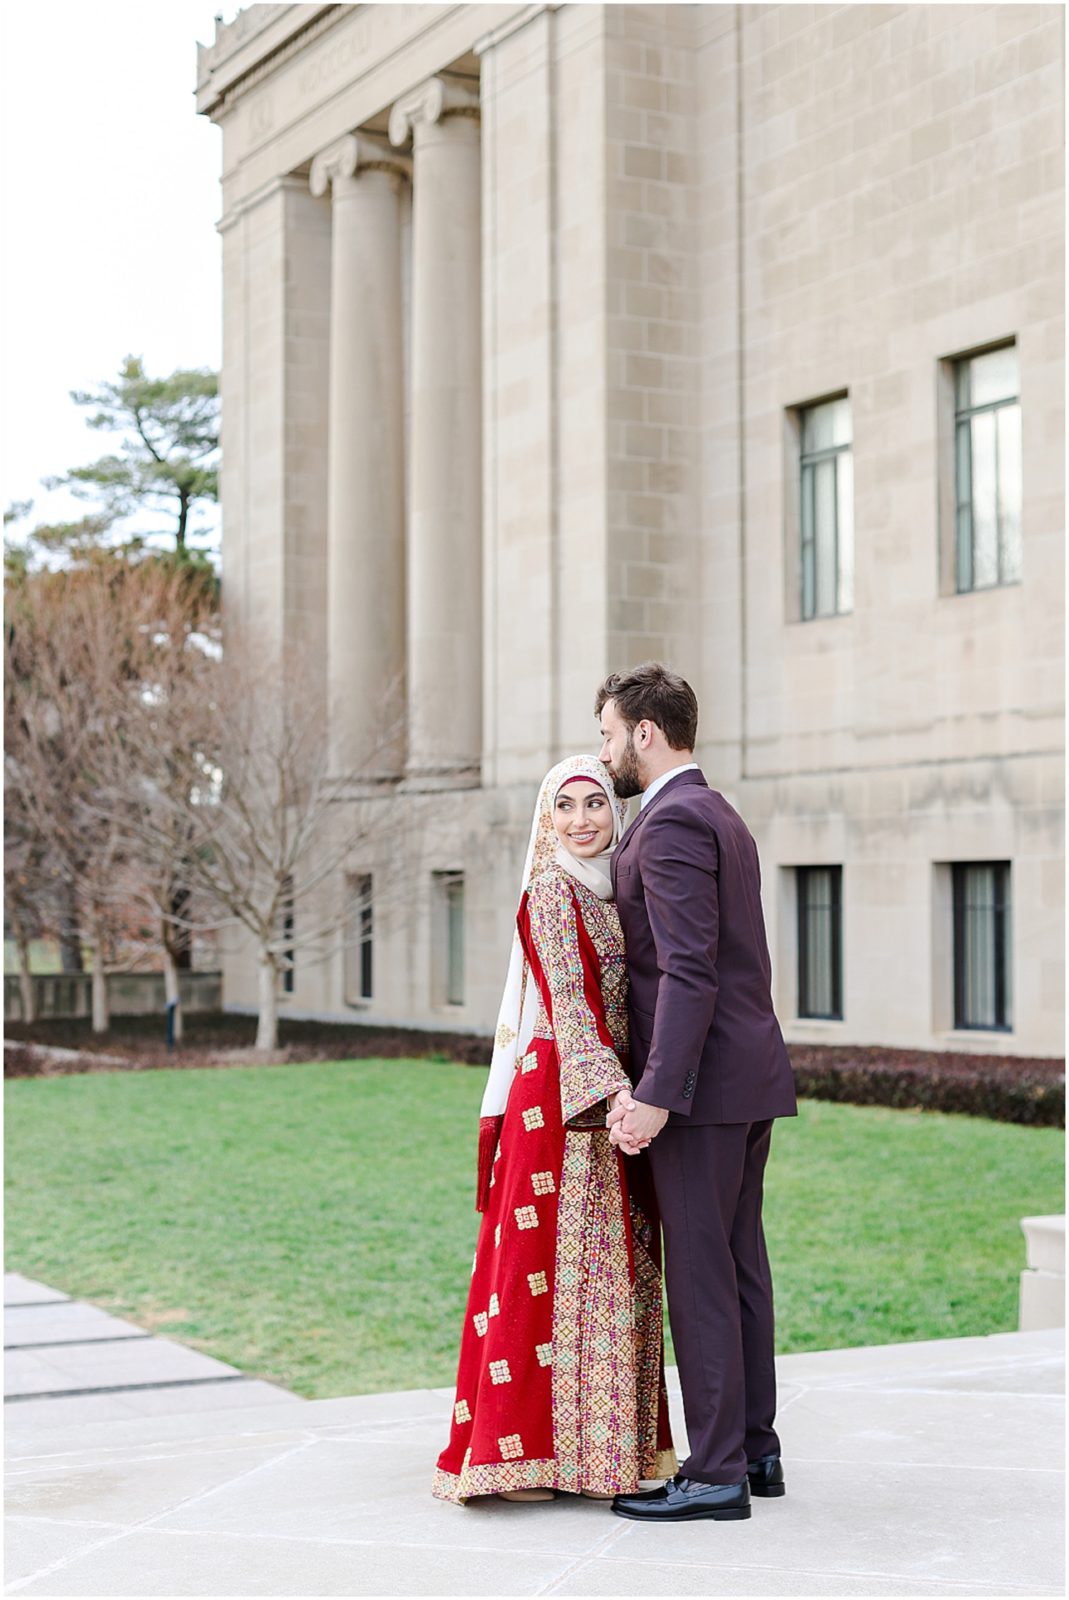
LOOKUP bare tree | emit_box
[123,631,407,1051]
[6,564,132,1030]
[4,556,218,1033]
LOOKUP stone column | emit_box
[310,134,410,779]
[389,78,482,787]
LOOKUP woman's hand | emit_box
[606,1088,668,1154]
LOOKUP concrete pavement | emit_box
[4,1273,1064,1597]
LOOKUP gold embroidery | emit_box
[514,1205,539,1230]
[551,1129,640,1493]
[498,1433,523,1459]
[432,1459,557,1503]
[525,868,631,1124]
[522,1106,545,1131]
[454,1399,471,1424]
[528,1271,548,1296]
[536,1342,553,1366]
[531,1170,556,1195]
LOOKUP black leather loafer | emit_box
[746,1453,785,1497]
[612,1474,751,1522]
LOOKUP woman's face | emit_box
[552,780,614,860]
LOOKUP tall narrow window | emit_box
[344,873,373,1004]
[278,875,295,996]
[799,396,853,620]
[797,866,843,1019]
[433,871,465,1006]
[953,344,1021,592]
[952,862,1012,1030]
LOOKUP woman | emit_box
[433,754,676,1504]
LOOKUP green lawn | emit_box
[5,1060,1062,1398]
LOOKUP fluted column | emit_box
[310,134,410,779]
[389,78,482,786]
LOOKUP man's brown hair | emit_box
[595,662,698,750]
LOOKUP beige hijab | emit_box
[479,755,628,1120]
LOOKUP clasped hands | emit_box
[606,1088,669,1154]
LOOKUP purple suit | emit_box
[611,768,797,1483]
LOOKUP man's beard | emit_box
[612,732,643,799]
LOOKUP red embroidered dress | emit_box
[433,863,676,1502]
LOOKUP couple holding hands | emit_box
[434,662,797,1522]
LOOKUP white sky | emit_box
[2,2,236,547]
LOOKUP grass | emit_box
[5,1059,1063,1398]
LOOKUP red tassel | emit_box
[476,1115,503,1213]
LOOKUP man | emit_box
[596,662,797,1523]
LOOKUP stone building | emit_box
[195,2,1064,1058]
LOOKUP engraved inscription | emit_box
[297,6,422,98]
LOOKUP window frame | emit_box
[344,872,374,1006]
[796,864,843,1021]
[951,861,1013,1032]
[938,339,1021,597]
[432,869,466,1008]
[794,394,854,623]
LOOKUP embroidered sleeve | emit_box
[525,873,631,1127]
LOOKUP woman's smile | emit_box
[553,779,615,857]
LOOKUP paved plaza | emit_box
[4,1272,1063,1597]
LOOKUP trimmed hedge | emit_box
[787,1043,1064,1128]
[5,1016,1063,1127]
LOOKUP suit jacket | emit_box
[611,769,797,1125]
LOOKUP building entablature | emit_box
[196,2,524,217]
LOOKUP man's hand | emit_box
[607,1090,669,1155]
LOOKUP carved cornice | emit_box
[196,5,343,120]
[309,133,411,196]
[388,76,480,148]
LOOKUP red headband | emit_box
[557,774,605,791]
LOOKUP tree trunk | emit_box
[12,914,36,1024]
[162,935,183,1044]
[255,957,279,1052]
[89,941,110,1034]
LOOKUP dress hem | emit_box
[432,1449,678,1506]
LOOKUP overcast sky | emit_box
[2,2,235,544]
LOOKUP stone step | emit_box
[4,1272,70,1307]
[5,1299,153,1347]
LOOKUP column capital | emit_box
[388,77,479,148]
[309,134,410,198]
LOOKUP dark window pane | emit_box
[953,862,1011,1030]
[797,866,843,1019]
[446,877,465,1005]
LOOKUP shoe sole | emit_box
[612,1505,752,1522]
[748,1483,786,1498]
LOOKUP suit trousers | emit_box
[647,1118,781,1484]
